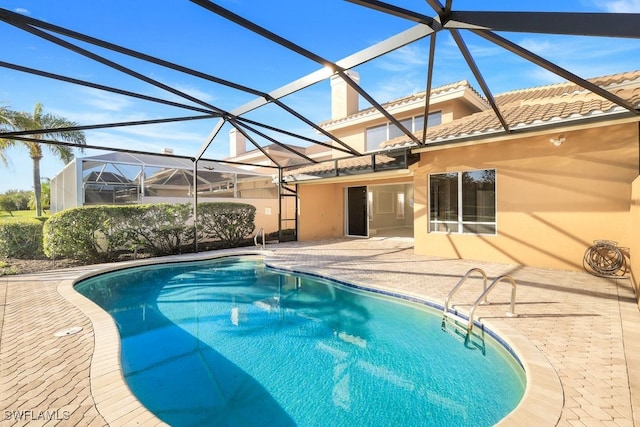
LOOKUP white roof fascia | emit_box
[412,108,638,153]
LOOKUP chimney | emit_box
[330,70,359,120]
[229,128,246,157]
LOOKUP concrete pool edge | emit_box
[57,249,268,426]
[57,249,563,426]
[58,277,163,426]
[488,320,563,426]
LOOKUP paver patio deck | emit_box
[1,237,639,426]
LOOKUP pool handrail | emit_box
[443,267,488,315]
[467,274,518,331]
[254,227,265,250]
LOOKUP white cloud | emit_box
[508,33,640,81]
[171,83,216,104]
[40,85,221,158]
[369,76,424,104]
[83,124,217,157]
[49,84,219,129]
[594,0,640,12]
[460,42,503,59]
[518,38,555,56]
[48,106,147,129]
[144,73,218,106]
[77,88,133,112]
[118,122,210,142]
[523,68,565,86]
[14,8,30,15]
[377,44,429,72]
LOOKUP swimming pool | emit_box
[76,255,525,426]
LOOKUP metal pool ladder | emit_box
[442,268,518,333]
[254,227,265,250]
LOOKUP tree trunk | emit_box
[32,156,42,217]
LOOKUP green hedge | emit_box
[44,205,120,262]
[127,203,194,256]
[198,202,256,248]
[43,202,256,262]
[0,219,44,259]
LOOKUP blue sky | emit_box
[1,0,640,193]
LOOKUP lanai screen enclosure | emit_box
[1,1,639,243]
[51,152,276,212]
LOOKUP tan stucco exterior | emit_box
[297,122,639,278]
[413,122,638,272]
[438,98,479,123]
[298,183,344,240]
[629,175,640,297]
[320,83,487,157]
[282,73,640,305]
[297,174,414,240]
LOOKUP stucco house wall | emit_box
[260,71,640,303]
[325,100,472,156]
[628,175,640,301]
[413,122,638,271]
[297,121,638,273]
[298,183,344,240]
[297,174,414,240]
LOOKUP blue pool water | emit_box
[76,256,525,427]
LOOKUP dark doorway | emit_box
[347,186,368,237]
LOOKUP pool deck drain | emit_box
[1,237,639,426]
[53,326,83,337]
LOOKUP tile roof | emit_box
[381,70,640,149]
[246,71,640,178]
[230,142,329,164]
[283,153,401,178]
[319,80,489,128]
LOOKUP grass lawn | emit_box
[0,210,49,222]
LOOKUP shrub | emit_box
[198,202,256,248]
[94,205,143,257]
[43,203,196,261]
[43,206,109,262]
[129,203,194,256]
[43,202,257,262]
[5,190,31,211]
[0,195,17,216]
[0,219,44,259]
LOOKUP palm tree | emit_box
[0,106,9,125]
[3,102,86,216]
[0,105,12,166]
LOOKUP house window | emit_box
[413,112,442,131]
[388,118,413,140]
[365,124,387,151]
[429,169,496,234]
[365,112,442,151]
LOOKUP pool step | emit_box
[441,313,486,354]
[440,313,468,342]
